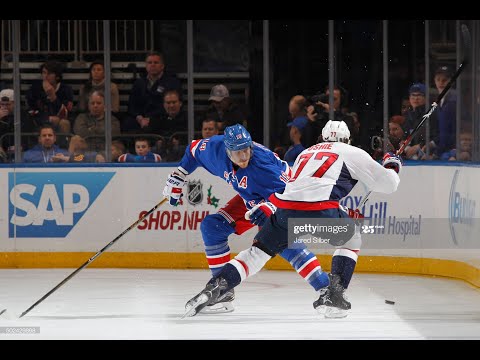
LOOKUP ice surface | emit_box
[0,269,479,339]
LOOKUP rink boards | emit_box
[0,163,479,287]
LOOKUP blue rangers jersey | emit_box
[178,135,291,209]
[118,152,162,163]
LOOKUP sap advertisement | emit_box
[1,167,242,252]
[1,165,479,263]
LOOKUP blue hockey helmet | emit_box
[223,124,253,167]
[223,124,252,151]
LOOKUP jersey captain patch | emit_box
[238,176,248,189]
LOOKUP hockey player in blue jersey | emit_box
[182,120,402,318]
[163,124,329,314]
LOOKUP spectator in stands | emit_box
[23,124,69,163]
[306,86,355,147]
[111,139,126,162]
[288,95,308,120]
[26,60,73,134]
[400,96,410,116]
[441,130,473,162]
[123,52,182,133]
[371,115,408,160]
[430,65,457,159]
[404,83,433,160]
[118,136,162,162]
[152,135,167,160]
[287,95,318,148]
[95,139,126,163]
[136,89,187,139]
[284,116,307,163]
[73,91,121,152]
[51,135,97,163]
[77,60,120,115]
[345,111,362,148]
[205,84,248,132]
[0,89,36,159]
[201,118,219,139]
[164,133,186,162]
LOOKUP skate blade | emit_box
[199,302,234,314]
[324,307,349,318]
[182,293,210,318]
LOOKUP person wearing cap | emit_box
[404,82,429,159]
[205,84,249,132]
[284,116,307,163]
[431,65,457,159]
[0,89,36,161]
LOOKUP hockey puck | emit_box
[385,300,395,305]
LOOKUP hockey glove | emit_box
[382,152,403,174]
[347,208,364,220]
[245,202,277,226]
[163,171,187,206]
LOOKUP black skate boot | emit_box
[313,273,351,318]
[183,277,228,318]
[199,279,235,314]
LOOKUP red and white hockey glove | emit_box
[382,152,403,174]
[245,202,277,226]
[163,171,187,206]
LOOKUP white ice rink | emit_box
[0,268,479,340]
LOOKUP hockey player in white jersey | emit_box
[183,120,402,318]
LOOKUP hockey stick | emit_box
[358,24,471,210]
[7,197,169,319]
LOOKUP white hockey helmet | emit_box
[321,120,351,143]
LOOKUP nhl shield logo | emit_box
[187,180,203,205]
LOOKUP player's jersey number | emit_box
[291,152,339,181]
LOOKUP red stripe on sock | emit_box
[298,258,321,279]
[207,254,231,266]
[235,258,249,277]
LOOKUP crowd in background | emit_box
[0,52,472,164]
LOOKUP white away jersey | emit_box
[270,142,400,210]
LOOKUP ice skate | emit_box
[313,287,330,314]
[199,288,235,314]
[182,277,227,318]
[313,273,351,318]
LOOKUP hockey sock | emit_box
[280,248,329,290]
[205,241,231,277]
[331,249,359,288]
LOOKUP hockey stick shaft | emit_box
[358,24,471,210]
[18,197,169,318]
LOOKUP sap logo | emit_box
[9,172,115,238]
